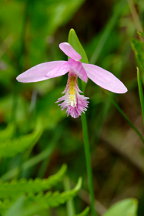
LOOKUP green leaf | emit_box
[0,165,67,199]
[137,67,144,123]
[74,207,90,216]
[68,29,88,91]
[68,28,88,63]
[132,39,144,73]
[103,199,138,216]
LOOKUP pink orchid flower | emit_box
[16,42,127,118]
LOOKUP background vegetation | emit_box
[0,0,144,215]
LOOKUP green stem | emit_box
[81,114,97,216]
[64,177,75,216]
[68,28,97,215]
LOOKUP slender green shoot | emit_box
[111,99,144,143]
[64,177,75,216]
[137,67,144,124]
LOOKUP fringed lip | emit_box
[57,73,89,118]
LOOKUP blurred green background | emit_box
[0,0,144,215]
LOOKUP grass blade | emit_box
[137,67,144,123]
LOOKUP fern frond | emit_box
[4,196,25,216]
[0,165,67,199]
[0,174,82,216]
[0,199,11,213]
[20,178,82,216]
[0,123,42,158]
[40,177,82,208]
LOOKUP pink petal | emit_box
[59,42,81,61]
[68,59,88,82]
[16,61,69,83]
[83,63,127,94]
